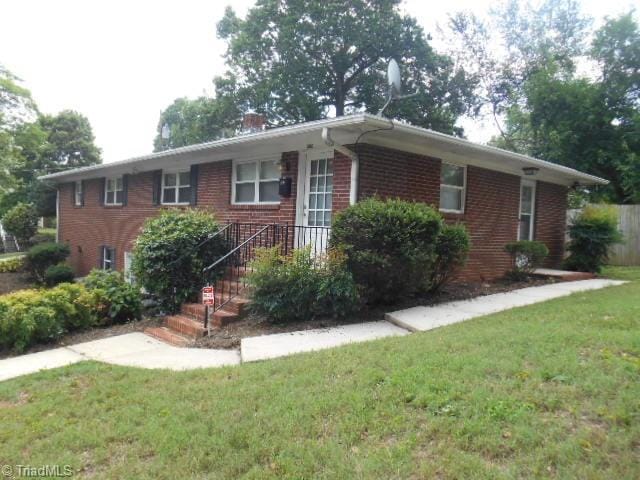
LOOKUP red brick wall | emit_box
[535,181,568,268]
[59,152,301,276]
[356,144,441,206]
[58,144,568,281]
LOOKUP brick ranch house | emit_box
[41,113,607,283]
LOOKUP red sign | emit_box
[202,286,214,306]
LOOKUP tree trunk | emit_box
[335,76,345,116]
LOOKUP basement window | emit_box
[102,246,115,270]
[439,163,466,213]
[232,158,280,204]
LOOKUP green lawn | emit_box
[0,269,638,479]
[0,252,24,260]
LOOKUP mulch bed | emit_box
[0,272,34,295]
[194,276,556,350]
[0,275,556,357]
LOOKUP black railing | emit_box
[201,223,331,324]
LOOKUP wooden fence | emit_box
[567,205,640,266]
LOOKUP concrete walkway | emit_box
[0,278,626,382]
[385,279,625,332]
[0,333,240,383]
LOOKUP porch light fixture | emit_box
[522,167,540,176]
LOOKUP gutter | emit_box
[322,127,359,205]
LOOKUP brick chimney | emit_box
[241,112,267,134]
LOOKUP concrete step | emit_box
[164,314,207,338]
[533,268,595,281]
[144,326,192,347]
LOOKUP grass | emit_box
[0,252,24,260]
[0,269,638,479]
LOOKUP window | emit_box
[439,163,466,213]
[105,176,124,205]
[233,159,280,204]
[74,181,83,206]
[162,171,191,205]
[102,246,115,270]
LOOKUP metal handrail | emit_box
[202,224,270,274]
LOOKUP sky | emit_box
[1,0,636,163]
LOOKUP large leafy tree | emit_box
[153,78,241,151]
[216,0,474,133]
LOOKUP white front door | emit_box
[295,150,333,252]
[518,179,536,241]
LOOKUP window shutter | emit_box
[99,178,106,205]
[111,247,117,270]
[122,175,129,206]
[98,245,104,268]
[80,180,85,206]
[190,164,199,205]
[152,170,162,205]
[70,182,76,205]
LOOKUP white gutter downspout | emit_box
[55,188,60,243]
[322,127,359,205]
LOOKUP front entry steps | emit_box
[145,295,251,347]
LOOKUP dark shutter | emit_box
[189,164,199,205]
[71,182,76,205]
[152,170,162,205]
[122,175,129,206]
[80,180,85,206]
[99,178,106,205]
[111,247,117,271]
[98,245,104,268]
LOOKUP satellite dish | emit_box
[378,59,419,117]
[161,123,171,140]
[387,59,401,96]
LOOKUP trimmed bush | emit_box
[248,246,359,323]
[1,202,39,248]
[565,204,623,273]
[132,209,227,312]
[26,242,70,283]
[44,264,75,286]
[30,231,56,245]
[505,240,549,279]
[83,269,142,325]
[331,198,443,303]
[0,256,25,273]
[428,224,470,292]
[0,283,97,352]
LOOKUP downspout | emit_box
[55,188,60,243]
[322,127,359,205]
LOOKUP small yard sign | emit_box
[202,286,214,306]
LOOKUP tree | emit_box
[0,64,37,125]
[1,202,38,248]
[215,0,474,133]
[153,78,241,151]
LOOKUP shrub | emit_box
[1,203,39,248]
[331,198,443,303]
[565,204,623,273]
[132,209,227,312]
[26,242,70,283]
[29,231,56,245]
[0,256,25,273]
[428,224,471,292]
[505,241,549,279]
[83,269,142,325]
[44,264,75,286]
[248,246,359,323]
[0,283,96,352]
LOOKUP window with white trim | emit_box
[232,159,280,204]
[102,246,115,270]
[439,163,466,213]
[74,181,83,206]
[105,176,124,205]
[124,251,136,284]
[162,171,191,205]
